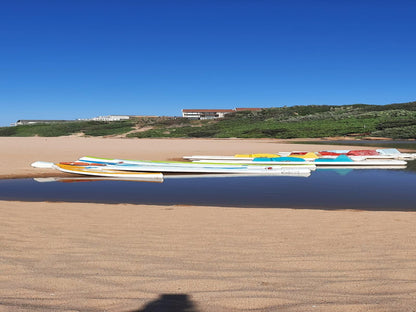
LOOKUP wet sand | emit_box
[0,137,415,311]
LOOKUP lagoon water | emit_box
[1,162,415,211]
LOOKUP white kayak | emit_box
[31,161,164,180]
[77,156,312,175]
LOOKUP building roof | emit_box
[182,109,235,113]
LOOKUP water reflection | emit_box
[0,164,415,211]
[34,171,311,184]
[34,177,164,183]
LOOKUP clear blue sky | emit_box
[1,0,415,126]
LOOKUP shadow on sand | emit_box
[128,294,200,312]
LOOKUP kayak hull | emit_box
[54,164,164,180]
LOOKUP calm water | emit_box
[1,163,415,211]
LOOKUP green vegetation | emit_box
[0,120,135,137]
[129,101,416,140]
[1,101,415,139]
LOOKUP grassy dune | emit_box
[1,102,415,139]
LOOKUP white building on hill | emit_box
[182,108,262,120]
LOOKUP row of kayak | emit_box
[31,156,314,179]
[183,148,413,166]
[31,148,411,179]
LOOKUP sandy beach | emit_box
[1,137,415,311]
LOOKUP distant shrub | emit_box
[14,122,86,137]
[261,128,289,137]
[127,129,168,138]
[187,129,219,137]
[353,101,416,112]
[82,121,135,136]
[153,117,191,127]
[376,119,416,130]
[0,126,18,136]
[372,125,416,139]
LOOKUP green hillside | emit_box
[1,102,415,139]
[128,102,416,139]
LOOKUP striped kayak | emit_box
[34,177,164,183]
[183,154,320,161]
[319,148,416,160]
[183,155,407,167]
[190,157,316,169]
[254,155,407,166]
[276,149,416,160]
[31,161,164,180]
[78,156,312,175]
[184,152,318,160]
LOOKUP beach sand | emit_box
[0,137,415,311]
